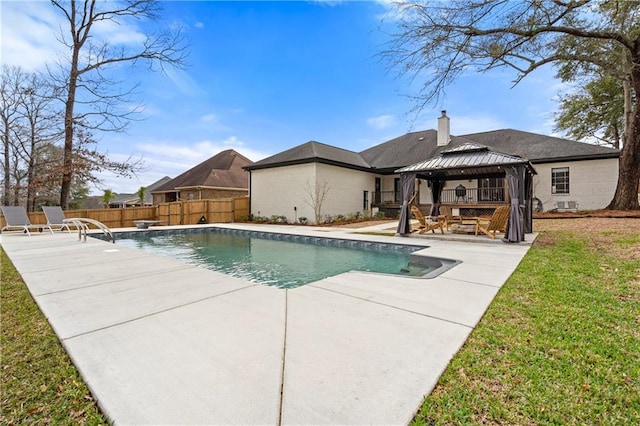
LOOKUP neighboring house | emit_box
[108,176,173,208]
[151,149,253,205]
[245,111,620,223]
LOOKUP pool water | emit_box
[115,229,434,288]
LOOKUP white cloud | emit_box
[90,17,147,46]
[200,113,218,123]
[194,21,204,29]
[367,114,396,129]
[1,2,166,72]
[91,136,273,195]
[164,67,201,96]
[0,2,62,71]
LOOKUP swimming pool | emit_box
[112,227,458,288]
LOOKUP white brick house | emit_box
[245,113,620,223]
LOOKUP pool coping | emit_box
[0,222,535,425]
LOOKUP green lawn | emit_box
[0,248,108,425]
[413,229,640,425]
[2,226,639,424]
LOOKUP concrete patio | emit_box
[0,222,535,425]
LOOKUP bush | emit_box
[374,211,386,219]
[269,215,288,224]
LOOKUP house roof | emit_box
[243,127,619,175]
[358,130,478,172]
[245,141,371,171]
[459,129,619,162]
[109,176,173,205]
[396,143,537,179]
[154,149,252,192]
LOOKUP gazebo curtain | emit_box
[504,166,525,242]
[524,170,533,233]
[396,172,416,235]
[429,179,443,217]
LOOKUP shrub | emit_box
[269,215,288,224]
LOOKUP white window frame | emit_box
[551,167,570,194]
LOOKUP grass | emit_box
[412,229,640,425]
[0,247,108,425]
[2,226,639,424]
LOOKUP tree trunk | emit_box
[607,69,640,210]
[59,68,79,209]
[2,117,10,206]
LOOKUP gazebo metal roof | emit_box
[395,143,537,179]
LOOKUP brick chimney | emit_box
[437,110,450,147]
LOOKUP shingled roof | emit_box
[154,149,252,192]
[245,141,371,171]
[243,128,619,175]
[460,129,619,162]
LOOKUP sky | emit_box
[1,0,564,195]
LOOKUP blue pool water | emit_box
[114,228,435,288]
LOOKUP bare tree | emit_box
[304,180,330,224]
[383,0,640,210]
[0,66,25,205]
[50,0,188,208]
[14,74,61,211]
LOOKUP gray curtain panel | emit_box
[429,179,443,217]
[396,172,416,235]
[503,166,525,242]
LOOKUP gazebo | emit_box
[395,143,537,243]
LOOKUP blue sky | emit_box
[1,1,562,195]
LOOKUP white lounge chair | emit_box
[42,206,74,232]
[0,206,53,236]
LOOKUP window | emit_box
[552,167,569,194]
[478,178,505,202]
[363,190,369,211]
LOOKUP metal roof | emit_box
[396,143,537,178]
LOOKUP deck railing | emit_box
[372,186,506,206]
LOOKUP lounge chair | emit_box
[475,205,510,239]
[0,206,53,236]
[42,206,74,232]
[438,205,462,230]
[410,205,444,234]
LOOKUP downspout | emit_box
[248,170,252,218]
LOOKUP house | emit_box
[108,176,173,208]
[245,112,620,224]
[151,149,253,205]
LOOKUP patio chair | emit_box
[0,206,53,236]
[410,205,444,235]
[475,205,510,239]
[42,206,73,232]
[438,205,462,230]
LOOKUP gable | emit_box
[245,141,370,171]
[154,149,253,192]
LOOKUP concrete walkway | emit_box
[0,223,535,425]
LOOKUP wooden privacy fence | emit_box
[157,197,249,226]
[0,197,250,229]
